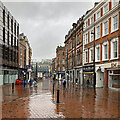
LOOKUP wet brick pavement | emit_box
[0,79,120,119]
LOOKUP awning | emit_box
[83,72,94,74]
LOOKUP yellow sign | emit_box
[83,72,94,74]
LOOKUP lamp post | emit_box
[91,30,96,89]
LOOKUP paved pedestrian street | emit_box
[0,79,120,119]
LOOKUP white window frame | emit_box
[111,12,119,33]
[95,44,100,62]
[111,37,118,60]
[90,29,94,42]
[96,24,100,39]
[86,21,88,28]
[102,41,109,61]
[85,33,88,44]
[89,47,93,63]
[90,16,94,24]
[103,3,109,15]
[103,20,109,37]
[112,0,119,8]
[85,49,88,63]
[96,10,101,20]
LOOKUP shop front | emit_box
[83,65,94,86]
[108,68,120,88]
[75,68,83,85]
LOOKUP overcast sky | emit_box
[3,0,100,62]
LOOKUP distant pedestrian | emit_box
[87,79,90,88]
[75,78,78,90]
[63,78,66,88]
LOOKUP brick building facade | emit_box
[83,0,120,88]
[64,0,120,88]
[65,17,84,84]
[18,33,32,80]
[56,46,65,79]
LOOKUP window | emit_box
[62,66,65,71]
[90,49,93,62]
[113,14,118,31]
[77,53,81,65]
[85,33,88,44]
[85,51,88,63]
[11,19,13,33]
[7,31,9,45]
[91,16,94,24]
[77,34,81,44]
[17,25,19,37]
[3,9,5,25]
[86,21,88,27]
[14,22,16,35]
[3,27,5,43]
[20,59,22,67]
[70,57,72,67]
[11,34,13,46]
[14,37,16,47]
[112,0,119,7]
[90,30,94,42]
[104,21,108,35]
[7,14,9,29]
[97,11,100,19]
[96,47,100,61]
[96,25,100,39]
[69,42,72,50]
[104,44,108,59]
[113,41,118,58]
[104,4,109,14]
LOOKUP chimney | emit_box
[94,2,99,7]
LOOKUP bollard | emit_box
[12,83,14,89]
[57,89,59,103]
[53,84,54,95]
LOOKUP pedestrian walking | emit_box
[62,78,66,88]
[75,78,78,90]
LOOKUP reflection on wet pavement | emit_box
[1,79,120,119]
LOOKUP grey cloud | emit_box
[4,2,96,61]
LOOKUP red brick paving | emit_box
[1,79,120,119]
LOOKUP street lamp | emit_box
[91,30,96,89]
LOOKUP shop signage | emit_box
[83,65,94,72]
